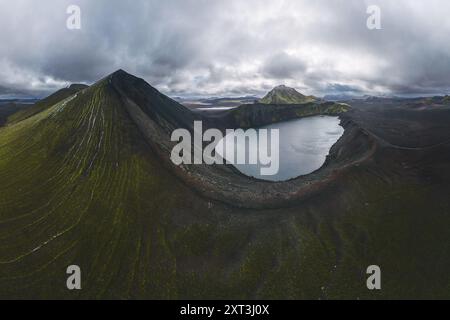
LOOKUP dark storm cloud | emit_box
[1,0,450,98]
[262,53,307,79]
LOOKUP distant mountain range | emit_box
[323,94,401,102]
[177,96,259,109]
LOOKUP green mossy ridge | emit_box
[0,80,181,298]
[7,84,88,124]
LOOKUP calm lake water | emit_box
[215,115,344,182]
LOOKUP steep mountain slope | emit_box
[109,70,197,131]
[0,71,203,298]
[7,84,88,124]
[1,70,450,299]
[259,85,317,104]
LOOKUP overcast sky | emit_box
[1,0,450,98]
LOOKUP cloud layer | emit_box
[1,0,450,97]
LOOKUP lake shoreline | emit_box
[216,115,345,182]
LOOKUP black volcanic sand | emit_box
[1,71,450,299]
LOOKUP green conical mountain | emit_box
[259,85,317,104]
[0,70,202,298]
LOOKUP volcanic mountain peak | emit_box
[107,68,131,80]
[96,68,137,87]
[259,85,317,104]
[274,84,292,90]
[102,69,196,131]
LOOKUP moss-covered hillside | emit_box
[7,84,88,124]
